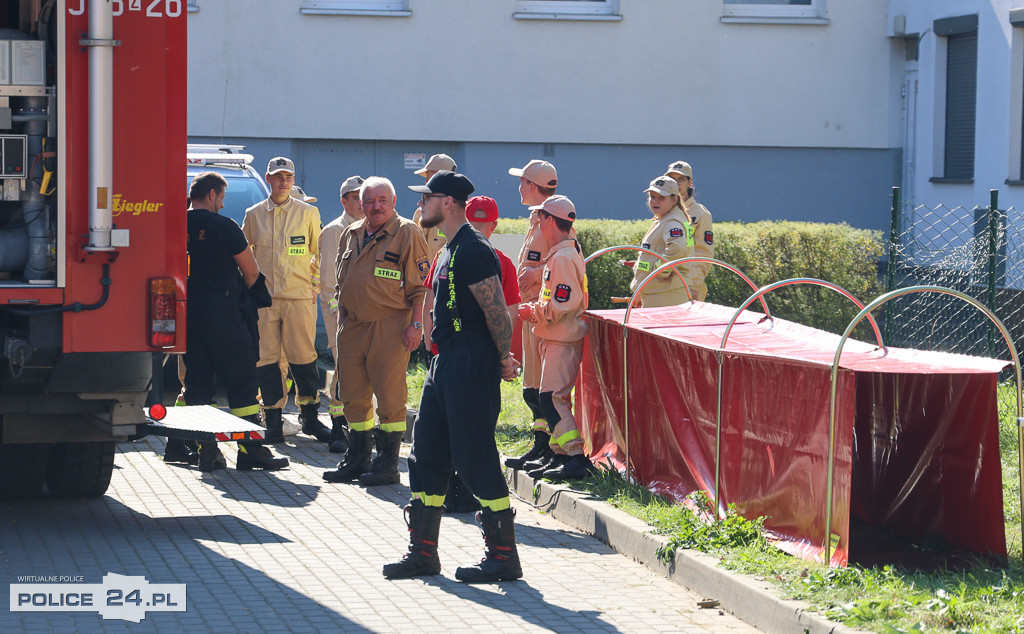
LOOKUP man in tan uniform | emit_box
[623,176,695,307]
[242,157,331,444]
[504,160,560,474]
[411,154,455,262]
[324,176,429,486]
[666,161,713,301]
[318,175,365,454]
[517,195,594,480]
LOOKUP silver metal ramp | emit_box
[139,405,265,442]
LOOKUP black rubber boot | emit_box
[504,431,549,470]
[323,430,372,483]
[328,415,349,454]
[236,442,289,471]
[444,472,482,514]
[163,438,199,465]
[542,453,596,481]
[527,453,567,479]
[358,431,403,486]
[197,442,226,472]
[299,403,331,442]
[520,444,555,474]
[262,408,284,445]
[455,509,523,583]
[382,500,444,579]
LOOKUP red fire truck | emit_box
[0,1,254,499]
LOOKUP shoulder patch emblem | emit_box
[554,284,572,303]
[704,231,714,245]
[416,256,430,273]
[527,250,541,262]
[669,227,684,238]
[383,251,400,264]
[690,216,698,224]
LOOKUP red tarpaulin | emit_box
[578,303,1008,566]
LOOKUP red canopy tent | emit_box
[578,303,1008,566]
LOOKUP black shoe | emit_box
[163,438,199,465]
[323,430,373,483]
[504,431,549,470]
[236,442,289,471]
[455,509,522,583]
[299,403,331,443]
[198,444,226,472]
[383,501,444,579]
[359,431,403,486]
[526,453,566,479]
[519,444,554,474]
[328,415,349,454]
[262,408,285,444]
[542,454,596,481]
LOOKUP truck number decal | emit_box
[93,0,182,17]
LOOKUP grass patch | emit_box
[405,365,1024,632]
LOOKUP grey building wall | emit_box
[194,136,901,233]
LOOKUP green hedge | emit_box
[496,219,885,336]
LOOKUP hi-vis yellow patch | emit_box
[374,267,401,280]
[288,245,308,255]
[289,235,307,256]
[541,287,552,301]
[637,261,651,272]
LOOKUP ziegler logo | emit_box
[113,195,164,217]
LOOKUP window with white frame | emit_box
[933,15,978,182]
[301,0,410,16]
[722,0,826,21]
[515,0,620,19]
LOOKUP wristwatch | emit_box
[412,321,423,330]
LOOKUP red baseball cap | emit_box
[465,195,499,223]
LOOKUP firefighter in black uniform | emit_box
[383,171,522,583]
[183,172,289,472]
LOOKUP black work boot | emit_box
[198,442,226,472]
[519,443,554,473]
[323,430,373,483]
[542,453,597,481]
[455,509,523,583]
[328,415,349,454]
[444,473,482,514]
[383,500,444,579]
[299,403,331,442]
[163,438,199,465]
[504,431,549,470]
[358,431,403,486]
[262,408,285,445]
[236,442,289,471]
[528,453,570,479]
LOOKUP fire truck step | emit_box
[139,405,265,443]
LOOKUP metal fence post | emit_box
[885,186,901,342]
[988,190,1000,356]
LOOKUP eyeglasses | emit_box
[420,193,448,202]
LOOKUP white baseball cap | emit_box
[528,195,576,222]
[509,159,558,188]
[267,156,295,175]
[290,185,317,203]
[339,175,364,197]
[414,153,457,176]
[666,161,693,179]
[645,176,680,197]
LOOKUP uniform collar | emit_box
[265,196,296,213]
[361,211,400,239]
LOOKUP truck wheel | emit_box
[0,443,51,499]
[46,442,116,498]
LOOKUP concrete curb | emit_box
[506,470,866,634]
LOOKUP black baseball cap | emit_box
[408,170,475,202]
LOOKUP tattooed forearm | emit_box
[469,274,513,356]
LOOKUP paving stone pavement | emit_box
[1,428,761,633]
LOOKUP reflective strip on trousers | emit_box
[380,421,406,433]
[349,419,375,432]
[478,497,511,512]
[413,492,446,508]
[229,404,260,417]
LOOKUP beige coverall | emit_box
[318,210,360,419]
[630,205,695,308]
[684,197,714,302]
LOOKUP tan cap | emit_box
[267,156,295,175]
[645,176,680,197]
[666,161,692,179]
[414,153,456,176]
[508,159,558,188]
[528,195,576,222]
[290,185,317,203]
[339,175,364,197]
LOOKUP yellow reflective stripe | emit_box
[296,395,318,406]
[686,223,695,247]
[349,419,375,432]
[229,404,260,417]
[531,419,549,432]
[238,443,250,455]
[413,492,446,508]
[327,298,339,310]
[380,421,406,433]
[175,396,186,407]
[328,404,345,416]
[555,429,581,446]
[478,497,511,512]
